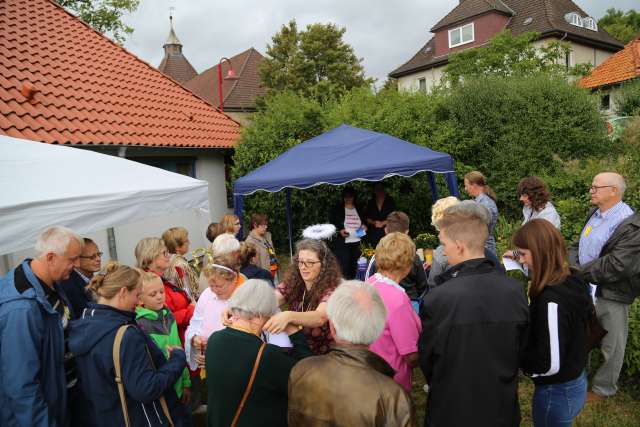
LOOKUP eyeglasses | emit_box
[589,185,615,193]
[80,252,103,260]
[296,258,321,269]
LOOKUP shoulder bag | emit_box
[113,324,176,427]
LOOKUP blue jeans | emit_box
[532,371,587,427]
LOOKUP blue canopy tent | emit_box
[233,124,459,255]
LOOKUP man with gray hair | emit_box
[419,203,528,426]
[288,280,414,426]
[0,225,82,427]
[568,172,640,400]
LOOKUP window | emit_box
[130,157,196,177]
[583,17,598,31]
[601,94,610,110]
[564,12,583,27]
[418,78,427,93]
[565,51,572,68]
[448,23,474,48]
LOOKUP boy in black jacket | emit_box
[418,201,529,427]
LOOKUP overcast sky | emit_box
[122,1,635,84]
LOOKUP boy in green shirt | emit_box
[136,272,191,403]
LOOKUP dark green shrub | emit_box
[615,79,640,117]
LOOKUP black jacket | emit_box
[240,264,274,286]
[523,274,592,385]
[68,304,186,427]
[59,270,92,319]
[419,258,529,427]
[569,210,640,304]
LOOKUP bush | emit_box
[438,74,607,219]
[624,300,640,379]
[615,79,640,117]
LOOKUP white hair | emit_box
[597,172,627,196]
[327,280,387,345]
[34,225,83,258]
[228,279,278,319]
[211,233,240,255]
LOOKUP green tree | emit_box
[444,30,587,85]
[259,20,374,103]
[55,0,140,44]
[598,8,640,44]
[615,79,640,116]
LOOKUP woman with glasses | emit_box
[264,239,342,354]
[135,237,194,346]
[513,219,592,427]
[186,254,288,370]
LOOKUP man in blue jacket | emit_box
[0,225,83,427]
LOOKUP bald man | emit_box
[569,172,640,400]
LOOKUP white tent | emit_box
[0,134,209,255]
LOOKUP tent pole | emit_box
[445,172,460,197]
[427,172,439,202]
[285,189,293,259]
[233,194,244,238]
[107,228,118,261]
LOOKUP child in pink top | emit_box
[368,272,422,392]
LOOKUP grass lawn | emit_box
[411,370,640,426]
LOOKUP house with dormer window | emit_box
[390,0,624,93]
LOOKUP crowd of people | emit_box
[0,171,637,427]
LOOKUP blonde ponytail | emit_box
[88,261,141,300]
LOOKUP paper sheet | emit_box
[502,257,525,273]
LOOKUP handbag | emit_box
[113,325,176,427]
[230,341,267,427]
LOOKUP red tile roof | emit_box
[431,0,514,32]
[183,48,266,112]
[390,0,624,78]
[0,0,241,148]
[580,37,640,89]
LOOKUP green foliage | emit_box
[598,8,640,44]
[55,0,140,44]
[415,233,439,249]
[615,79,640,117]
[440,74,606,219]
[259,20,374,104]
[625,300,640,378]
[444,31,588,85]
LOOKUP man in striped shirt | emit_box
[569,172,639,400]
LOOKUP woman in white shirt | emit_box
[517,176,561,229]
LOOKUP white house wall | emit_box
[397,66,445,93]
[397,40,615,93]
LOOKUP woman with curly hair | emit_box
[517,176,561,229]
[264,239,342,354]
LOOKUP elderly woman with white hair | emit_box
[205,279,311,427]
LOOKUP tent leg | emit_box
[285,189,293,259]
[445,172,460,197]
[427,172,439,202]
[234,195,245,239]
[107,227,118,261]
